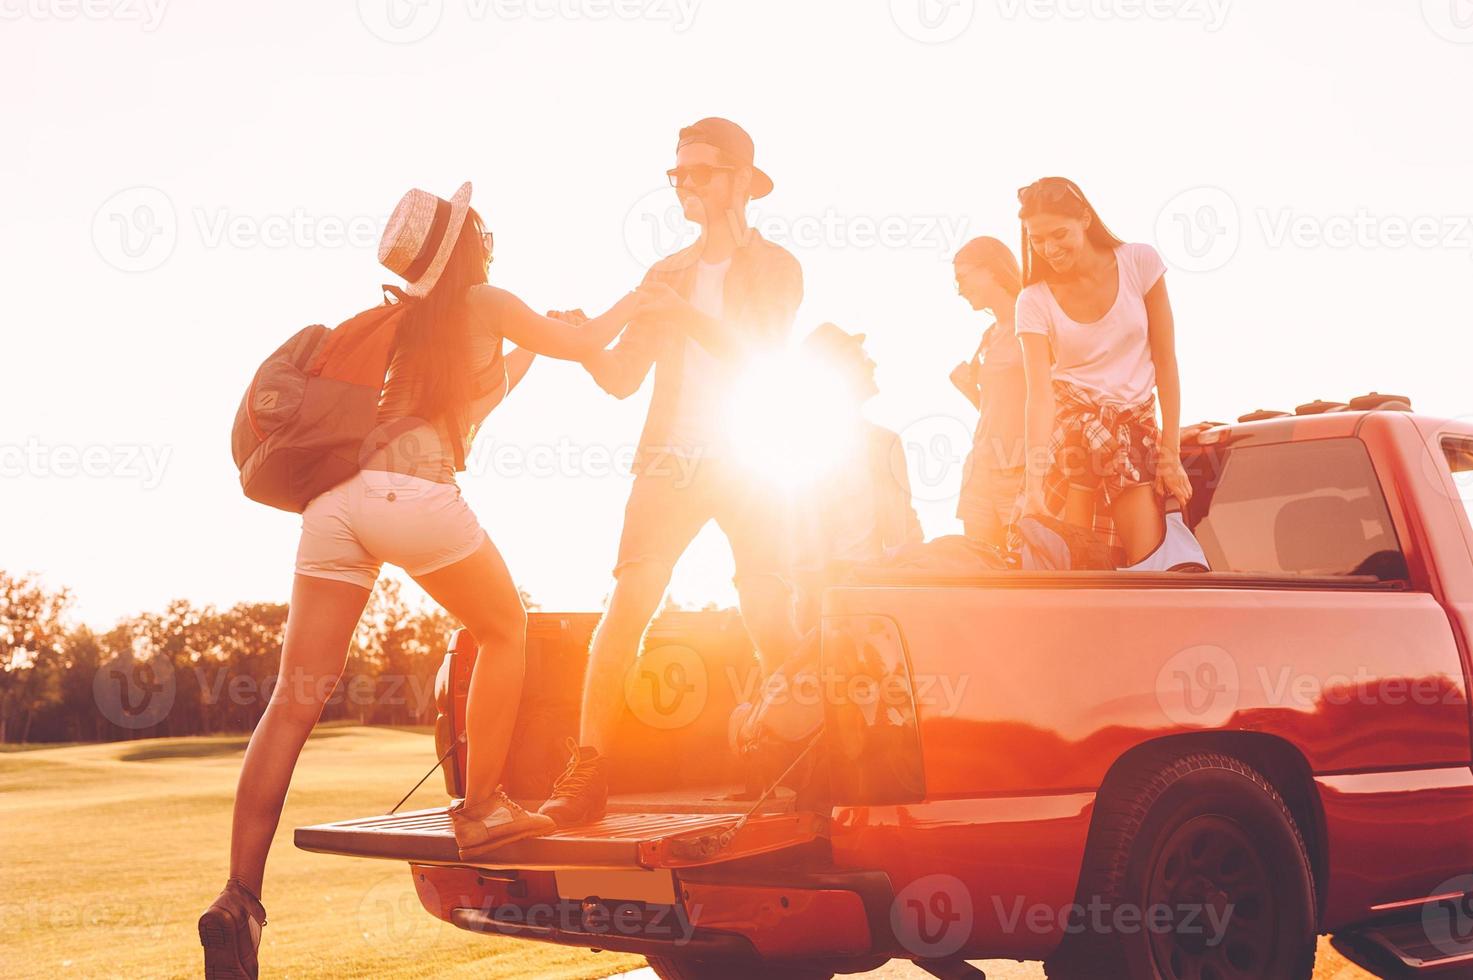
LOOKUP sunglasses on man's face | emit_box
[666,164,737,189]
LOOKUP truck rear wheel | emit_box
[645,955,834,980]
[1045,750,1317,980]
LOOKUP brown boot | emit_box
[198,877,267,980]
[538,739,608,828]
[451,786,556,860]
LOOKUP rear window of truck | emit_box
[1187,438,1406,579]
[1444,438,1473,532]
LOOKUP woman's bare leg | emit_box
[1111,484,1167,564]
[229,574,372,899]
[411,534,527,812]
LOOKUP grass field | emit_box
[0,725,1373,979]
[0,724,645,980]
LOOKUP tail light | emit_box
[434,628,477,798]
[820,614,925,805]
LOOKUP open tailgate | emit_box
[295,802,826,871]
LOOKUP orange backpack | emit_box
[231,287,409,513]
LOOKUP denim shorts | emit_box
[294,469,488,590]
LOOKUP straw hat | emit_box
[378,181,473,297]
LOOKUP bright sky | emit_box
[5,0,1473,628]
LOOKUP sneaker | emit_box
[450,786,556,860]
[538,738,608,828]
[198,877,267,980]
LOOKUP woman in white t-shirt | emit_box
[1013,177,1193,566]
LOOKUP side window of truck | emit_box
[1187,438,1407,580]
[1444,438,1473,536]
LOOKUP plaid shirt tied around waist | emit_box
[1009,382,1161,561]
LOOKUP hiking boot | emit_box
[198,877,267,980]
[538,738,608,828]
[450,786,556,860]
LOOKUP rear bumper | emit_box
[413,864,893,964]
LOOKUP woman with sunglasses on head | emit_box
[1013,177,1193,567]
[199,182,642,980]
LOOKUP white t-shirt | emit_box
[1015,242,1166,408]
[665,258,733,455]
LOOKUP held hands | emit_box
[546,308,589,326]
[1155,447,1194,508]
[633,281,692,330]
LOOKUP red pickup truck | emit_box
[298,398,1473,979]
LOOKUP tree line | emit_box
[0,570,532,745]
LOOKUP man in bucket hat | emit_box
[540,118,803,827]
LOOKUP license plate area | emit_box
[556,868,678,905]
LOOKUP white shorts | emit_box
[294,469,488,591]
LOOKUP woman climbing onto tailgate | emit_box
[199,181,642,980]
[1013,176,1199,569]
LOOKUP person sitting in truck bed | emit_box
[791,322,923,632]
[1012,176,1196,569]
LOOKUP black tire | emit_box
[645,956,834,980]
[1045,751,1317,980]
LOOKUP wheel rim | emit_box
[1145,814,1277,980]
